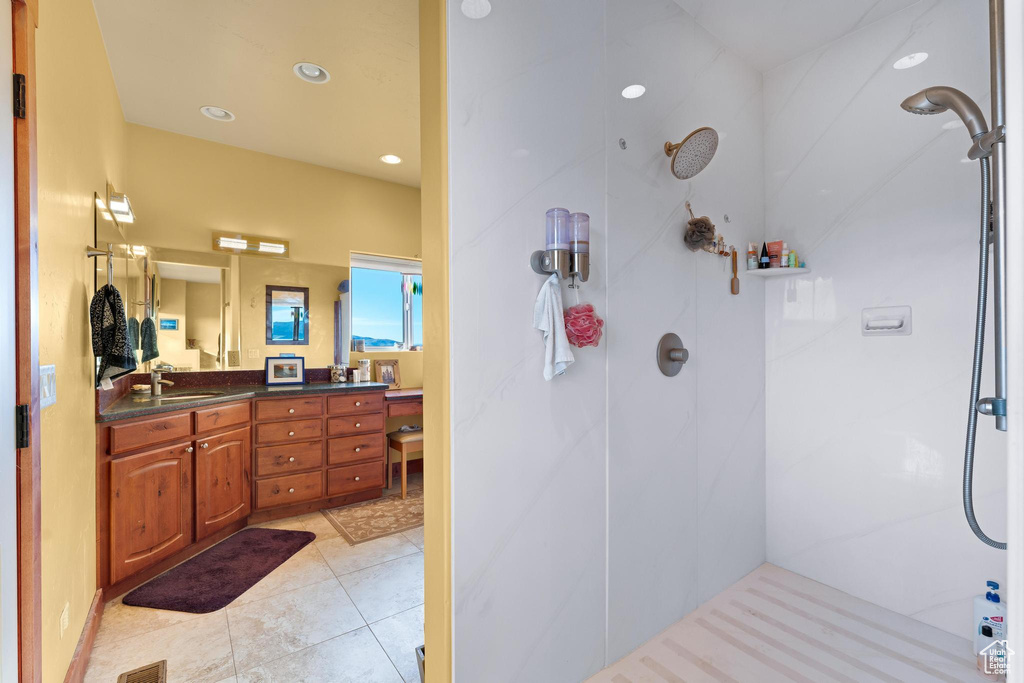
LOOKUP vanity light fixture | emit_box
[200,105,236,121]
[621,84,646,99]
[893,52,928,70]
[379,154,402,165]
[108,189,135,224]
[461,0,491,19]
[212,231,290,258]
[258,241,287,254]
[293,62,330,84]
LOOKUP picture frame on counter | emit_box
[265,356,305,385]
[374,359,401,389]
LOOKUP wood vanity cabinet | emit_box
[195,426,251,541]
[97,389,386,594]
[108,442,193,584]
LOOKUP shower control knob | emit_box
[657,333,689,377]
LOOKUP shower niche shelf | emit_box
[744,267,811,278]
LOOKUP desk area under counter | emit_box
[95,381,389,596]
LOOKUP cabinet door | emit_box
[109,443,193,584]
[195,426,251,540]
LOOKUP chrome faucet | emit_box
[150,370,174,397]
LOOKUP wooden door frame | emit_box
[13,0,41,681]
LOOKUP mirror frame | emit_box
[265,284,310,345]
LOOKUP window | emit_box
[350,254,422,350]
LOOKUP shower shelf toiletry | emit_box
[744,267,811,278]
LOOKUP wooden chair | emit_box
[387,428,424,499]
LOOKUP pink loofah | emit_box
[563,303,604,348]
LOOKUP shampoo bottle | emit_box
[974,580,1007,676]
[781,243,790,268]
[747,242,757,270]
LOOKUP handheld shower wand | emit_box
[901,85,1005,549]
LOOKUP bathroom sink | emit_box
[156,392,225,401]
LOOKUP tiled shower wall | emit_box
[448,0,765,679]
[763,0,1007,637]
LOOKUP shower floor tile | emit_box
[589,563,990,683]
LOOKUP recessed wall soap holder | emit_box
[862,306,912,336]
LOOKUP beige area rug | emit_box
[321,485,424,545]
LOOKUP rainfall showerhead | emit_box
[900,86,988,139]
[664,127,718,179]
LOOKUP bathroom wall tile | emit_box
[448,0,608,680]
[605,0,766,661]
[763,0,1006,637]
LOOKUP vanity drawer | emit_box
[327,413,384,437]
[255,471,323,510]
[255,396,323,422]
[328,434,383,466]
[255,418,323,445]
[327,462,384,497]
[110,413,192,455]
[256,441,323,477]
[194,401,250,434]
[327,392,384,416]
[388,400,423,417]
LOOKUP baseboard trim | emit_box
[63,588,104,683]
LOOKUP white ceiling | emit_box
[672,0,919,71]
[93,0,421,186]
[156,261,223,284]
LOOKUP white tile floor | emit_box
[589,563,990,683]
[85,511,424,682]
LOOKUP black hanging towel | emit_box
[90,284,137,387]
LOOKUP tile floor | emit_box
[588,563,990,683]
[86,478,425,683]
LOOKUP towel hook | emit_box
[86,243,114,287]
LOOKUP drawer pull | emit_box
[354,476,360,481]
[289,408,295,414]
[355,447,361,452]
[288,456,296,462]
[355,401,361,407]
[355,422,361,428]
[200,443,209,449]
[288,487,295,493]
[288,431,295,437]
[185,446,194,453]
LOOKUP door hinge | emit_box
[13,73,26,119]
[15,404,29,449]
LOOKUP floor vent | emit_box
[116,660,167,683]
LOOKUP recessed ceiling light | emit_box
[293,62,330,84]
[200,106,235,121]
[461,0,491,19]
[893,52,928,70]
[380,154,402,165]
[621,84,646,99]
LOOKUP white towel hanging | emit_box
[533,273,574,380]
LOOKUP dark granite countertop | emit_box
[98,381,390,423]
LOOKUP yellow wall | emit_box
[126,124,422,267]
[35,0,127,678]
[420,0,452,679]
[238,259,348,369]
[185,281,222,369]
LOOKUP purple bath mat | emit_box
[123,528,315,613]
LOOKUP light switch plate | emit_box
[227,350,241,367]
[247,349,259,359]
[40,364,56,408]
